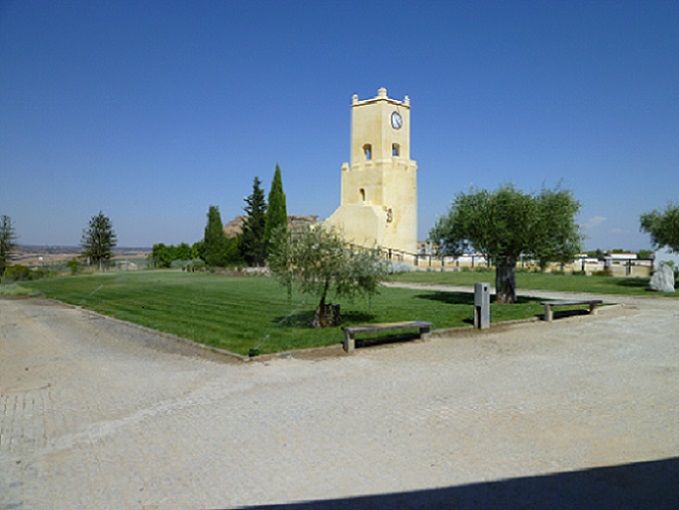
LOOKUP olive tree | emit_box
[269,225,388,327]
[430,185,581,303]
[531,188,582,270]
[640,204,679,252]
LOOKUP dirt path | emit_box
[1,294,678,509]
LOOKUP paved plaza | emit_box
[1,288,678,509]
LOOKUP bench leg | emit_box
[544,305,553,322]
[419,326,431,339]
[589,304,598,315]
[343,331,355,353]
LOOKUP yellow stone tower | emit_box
[326,87,418,254]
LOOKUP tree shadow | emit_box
[612,278,651,289]
[342,311,378,323]
[413,291,474,305]
[414,291,541,305]
[242,456,679,510]
[273,310,376,328]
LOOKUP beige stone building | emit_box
[326,88,418,254]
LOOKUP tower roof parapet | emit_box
[351,87,410,108]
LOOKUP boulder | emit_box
[649,263,675,293]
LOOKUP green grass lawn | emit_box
[391,269,678,297]
[17,270,545,355]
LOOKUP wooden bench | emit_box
[342,321,432,353]
[541,299,603,322]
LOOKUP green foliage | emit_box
[203,206,230,267]
[226,237,242,264]
[2,264,52,283]
[2,264,30,282]
[269,225,389,326]
[637,249,654,260]
[184,258,206,272]
[175,242,192,261]
[149,242,202,269]
[192,240,205,260]
[67,258,82,275]
[151,243,174,268]
[240,177,268,266]
[264,164,288,255]
[640,204,679,252]
[0,215,17,277]
[531,188,581,270]
[430,185,580,303]
[586,249,605,259]
[81,211,117,271]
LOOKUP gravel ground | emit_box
[1,288,678,509]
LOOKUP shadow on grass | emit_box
[415,291,541,305]
[612,277,651,289]
[243,456,679,510]
[413,291,474,305]
[273,310,376,328]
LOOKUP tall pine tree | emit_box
[264,164,288,254]
[81,211,117,271]
[0,215,17,277]
[240,177,267,266]
[203,205,229,267]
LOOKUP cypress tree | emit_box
[240,177,268,266]
[203,205,228,267]
[264,164,288,253]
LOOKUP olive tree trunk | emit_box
[312,279,341,328]
[495,257,517,304]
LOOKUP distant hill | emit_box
[18,245,151,253]
[223,215,318,238]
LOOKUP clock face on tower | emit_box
[391,111,402,130]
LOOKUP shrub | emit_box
[170,259,191,269]
[67,258,82,275]
[1,265,53,283]
[2,264,31,282]
[185,259,206,272]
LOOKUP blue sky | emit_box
[1,0,677,250]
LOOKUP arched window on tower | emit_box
[392,143,400,157]
[363,144,372,160]
[360,188,366,202]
